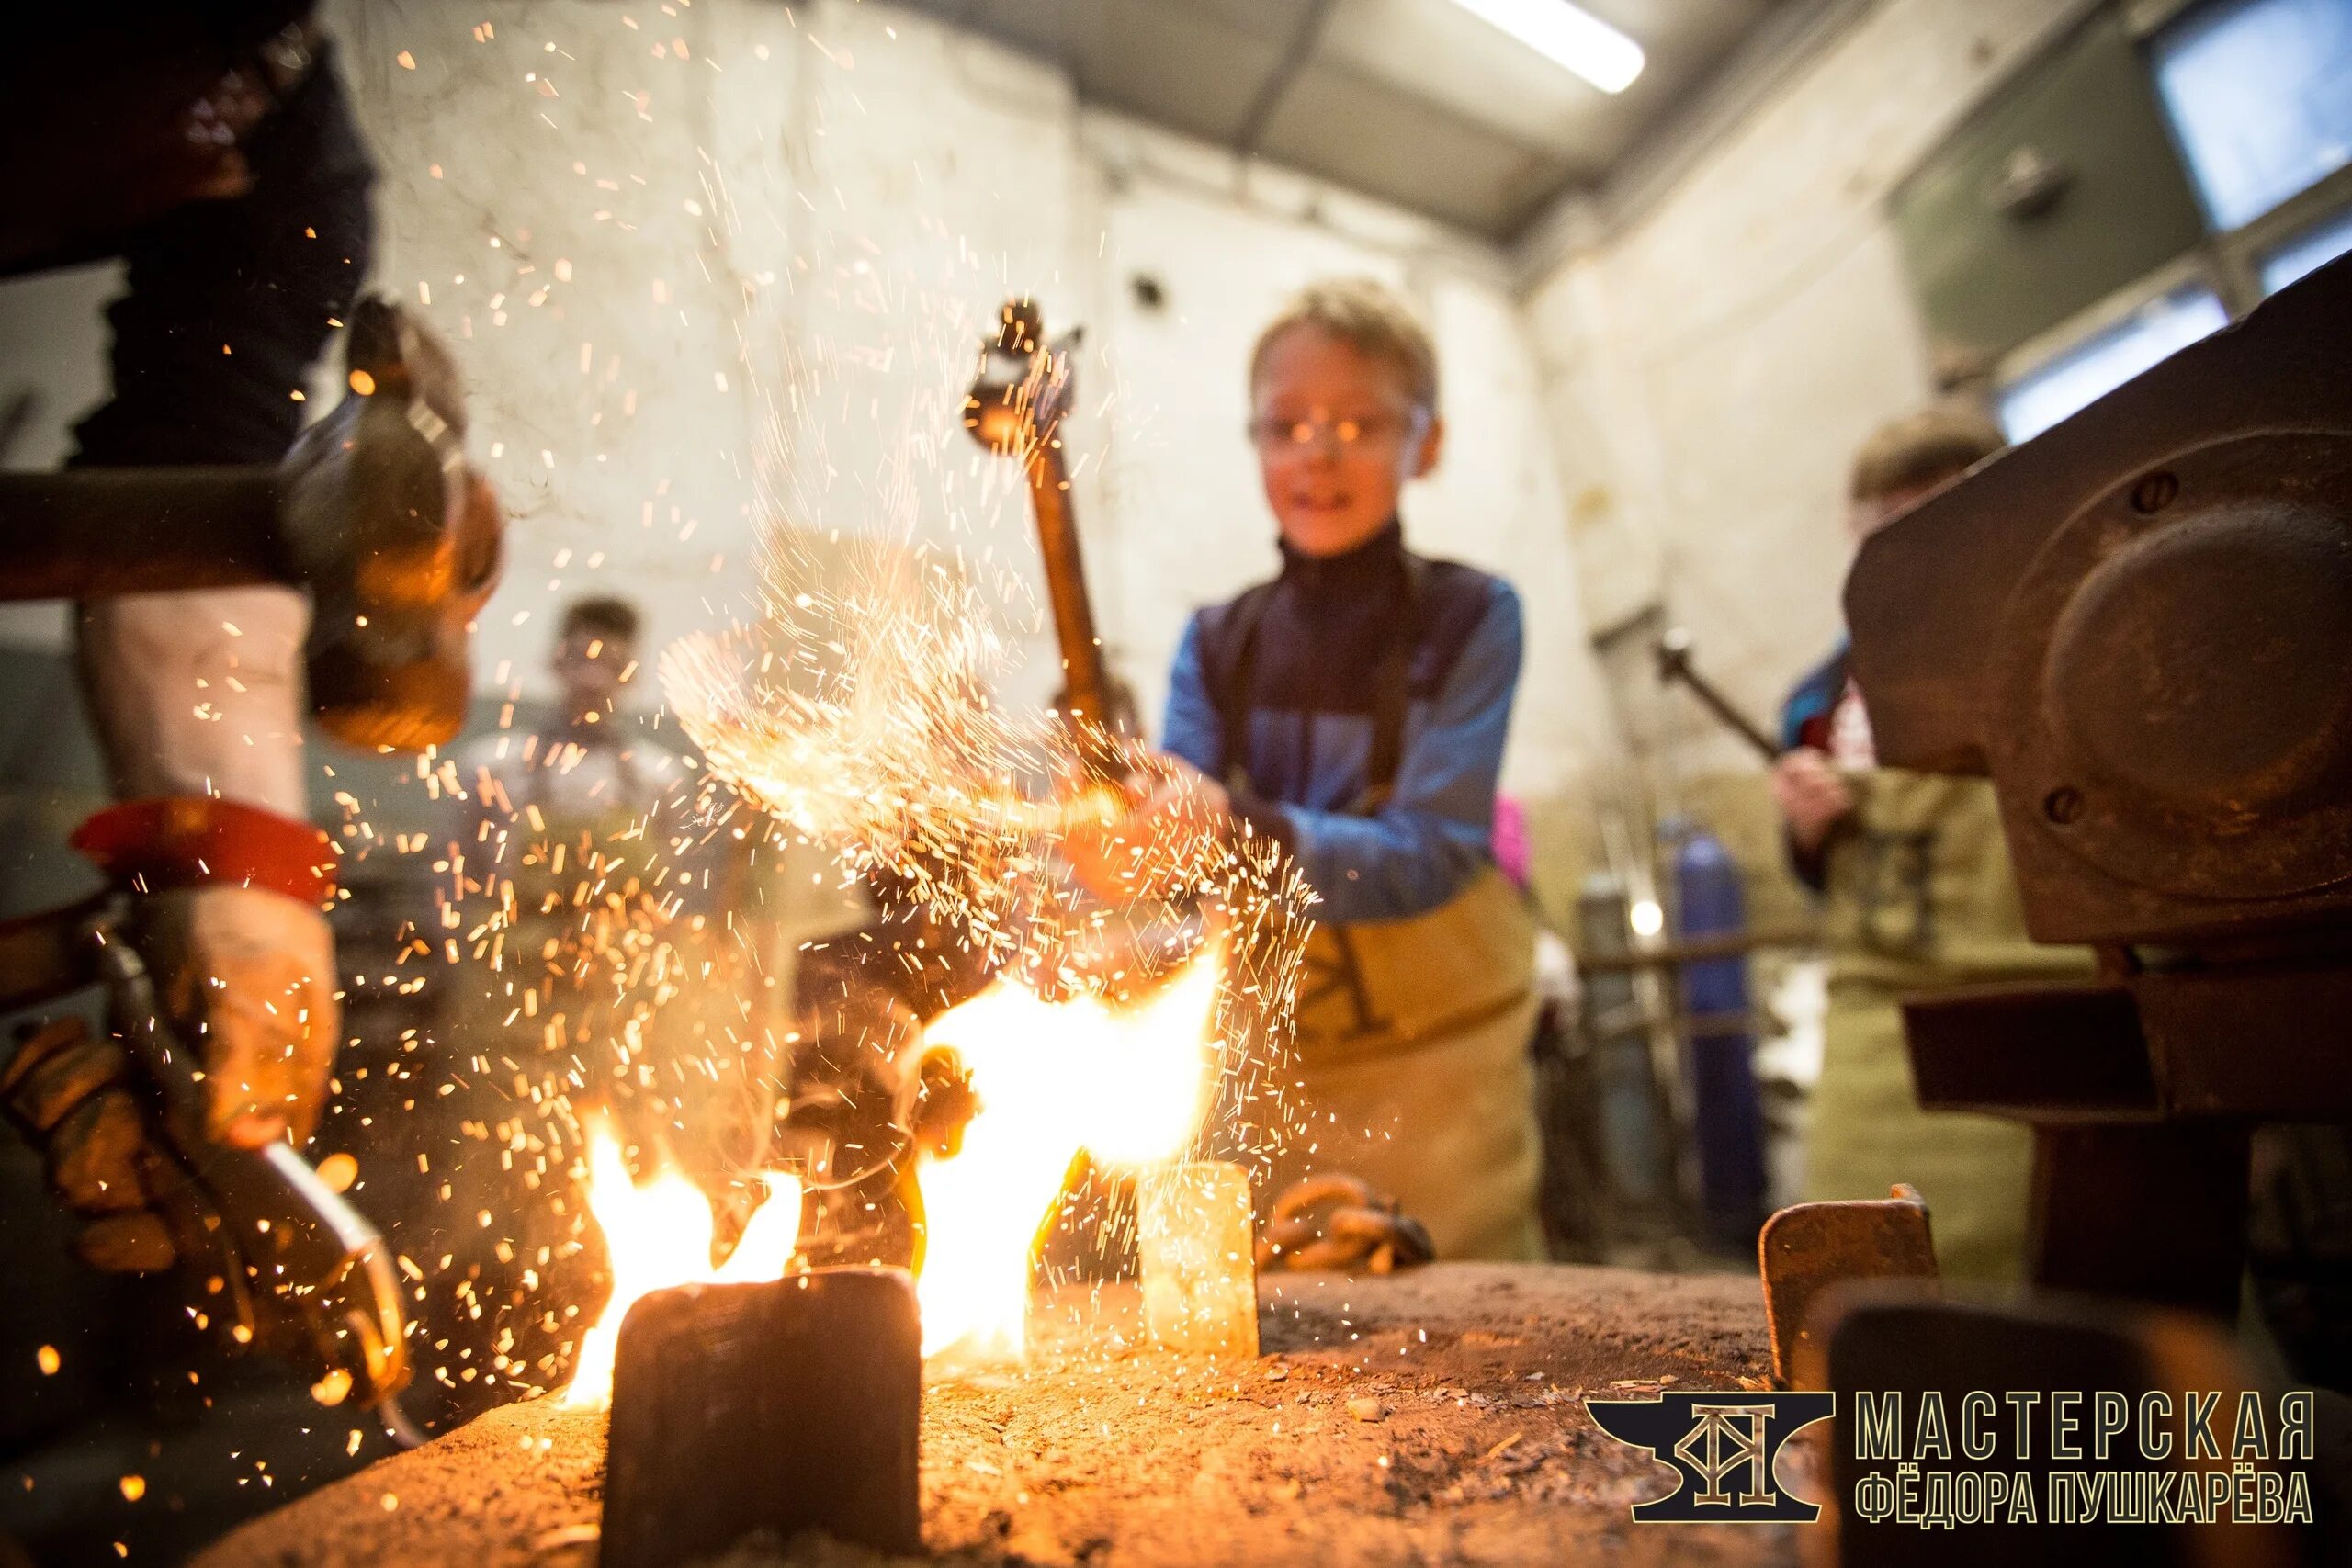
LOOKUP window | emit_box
[2151,0,2352,231]
[2258,204,2352,292]
[1941,0,2352,445]
[1996,284,2230,442]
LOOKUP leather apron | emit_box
[457,736,696,1092]
[1803,769,2093,1281]
[1270,868,1545,1260]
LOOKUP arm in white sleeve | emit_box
[75,584,311,815]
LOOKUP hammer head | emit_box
[963,297,1078,457]
[282,298,503,750]
[1652,626,1693,683]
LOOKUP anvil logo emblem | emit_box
[1585,1391,1834,1522]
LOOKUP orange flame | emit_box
[915,942,1225,1365]
[560,1119,804,1407]
[558,942,1227,1393]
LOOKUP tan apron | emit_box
[1264,866,1546,1262]
[1803,770,2094,1281]
[480,793,657,1064]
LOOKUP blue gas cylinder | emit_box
[1667,818,1768,1249]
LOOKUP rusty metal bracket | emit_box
[1758,1184,1938,1388]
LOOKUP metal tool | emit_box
[1256,1172,1432,1274]
[96,919,412,1416]
[1653,626,1781,761]
[963,298,1123,777]
[0,296,502,750]
[2,899,414,1430]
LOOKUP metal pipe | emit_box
[1577,925,1821,973]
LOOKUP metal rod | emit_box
[1653,627,1781,761]
[1577,926,1823,974]
[0,466,286,600]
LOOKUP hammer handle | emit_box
[1681,672,1781,762]
[1025,439,1115,769]
[1657,640,1781,761]
[0,467,286,599]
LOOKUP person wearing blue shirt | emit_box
[1156,529,1521,928]
[1069,278,1544,1263]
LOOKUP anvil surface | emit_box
[199,1263,1795,1568]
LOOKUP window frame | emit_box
[1991,254,2230,434]
[1991,0,2352,425]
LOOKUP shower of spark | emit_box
[662,492,1316,983]
[665,475,1317,1369]
[269,8,1324,1416]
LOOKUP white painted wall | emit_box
[0,0,1617,826]
[1521,0,2094,781]
[0,265,116,650]
[326,0,779,696]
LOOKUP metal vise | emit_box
[1842,252,2352,1314]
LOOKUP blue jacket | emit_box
[1778,642,1852,893]
[1160,523,1521,925]
[1780,642,1851,756]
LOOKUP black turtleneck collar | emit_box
[1278,518,1406,600]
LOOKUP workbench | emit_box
[199,1263,1794,1568]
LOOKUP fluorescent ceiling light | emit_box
[1446,0,1646,94]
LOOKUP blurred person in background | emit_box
[1772,408,2094,1281]
[455,599,775,1247]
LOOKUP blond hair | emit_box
[1250,277,1440,414]
[1849,406,2006,502]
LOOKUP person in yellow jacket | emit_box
[1069,278,1543,1262]
[1773,408,2093,1281]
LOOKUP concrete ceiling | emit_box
[893,0,1794,240]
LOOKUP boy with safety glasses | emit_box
[1070,277,1544,1263]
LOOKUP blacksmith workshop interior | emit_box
[2,1,2349,1564]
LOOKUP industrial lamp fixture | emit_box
[1446,0,1645,94]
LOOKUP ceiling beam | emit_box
[1235,0,1342,154]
